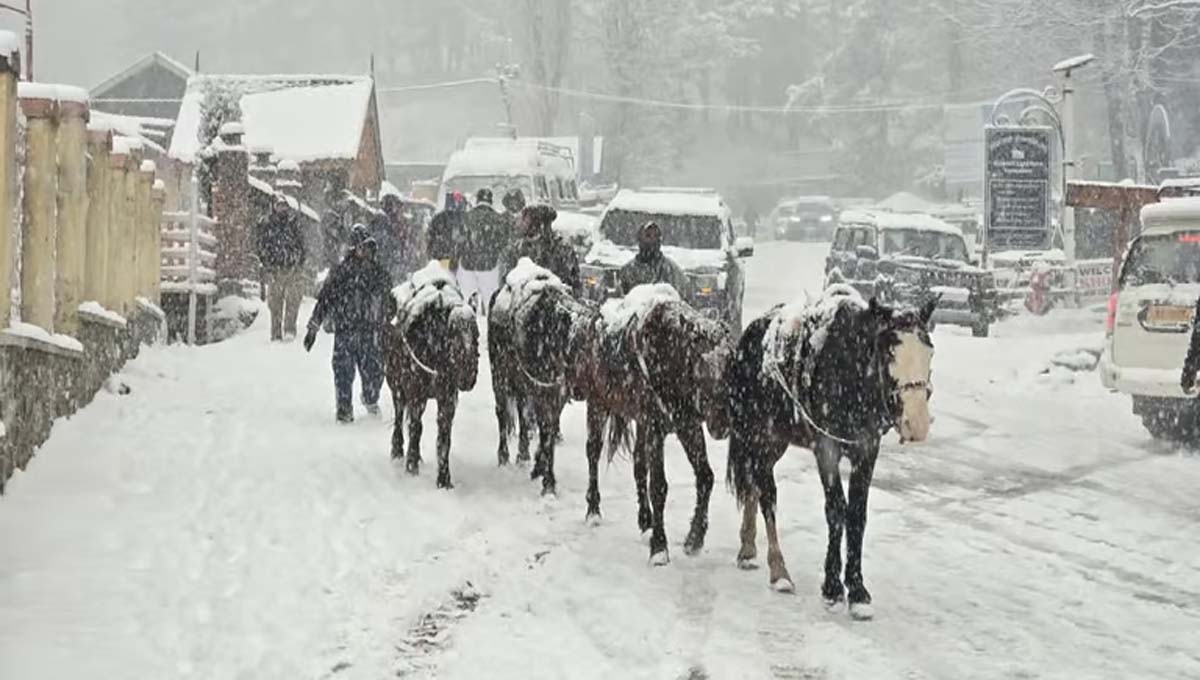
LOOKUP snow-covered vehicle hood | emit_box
[584,239,728,273]
[888,255,987,276]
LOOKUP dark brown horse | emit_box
[385,268,480,489]
[727,288,935,619]
[577,286,734,565]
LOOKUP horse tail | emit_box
[725,314,774,508]
[605,412,633,463]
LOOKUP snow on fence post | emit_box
[18,89,59,333]
[187,173,200,344]
[107,149,132,315]
[135,159,154,301]
[54,90,89,336]
[0,35,17,328]
[212,123,253,295]
[84,127,112,307]
[151,177,165,303]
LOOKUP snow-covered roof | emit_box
[89,111,173,140]
[169,74,374,164]
[248,175,320,222]
[91,51,193,96]
[604,189,727,219]
[18,82,89,104]
[839,209,963,236]
[1141,197,1200,231]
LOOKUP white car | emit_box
[1099,196,1200,441]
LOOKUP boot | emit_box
[336,404,354,424]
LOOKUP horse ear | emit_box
[920,295,940,326]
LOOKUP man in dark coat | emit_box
[617,221,690,297]
[369,194,406,279]
[255,194,309,341]
[1180,295,1200,393]
[429,191,468,270]
[498,204,581,293]
[458,188,507,312]
[304,224,395,423]
[501,189,527,238]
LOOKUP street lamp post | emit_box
[1052,54,1095,265]
[0,0,31,81]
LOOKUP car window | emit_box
[600,209,724,250]
[1121,231,1200,287]
[883,229,969,262]
[833,229,850,251]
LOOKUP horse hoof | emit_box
[683,541,704,557]
[585,513,602,527]
[497,458,509,467]
[771,578,795,594]
[540,486,557,498]
[406,465,420,476]
[736,556,759,571]
[849,602,875,621]
[437,478,454,490]
[649,551,670,567]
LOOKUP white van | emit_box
[1099,197,1200,441]
[439,138,579,210]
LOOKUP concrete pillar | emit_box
[84,128,112,307]
[104,151,128,314]
[55,97,89,335]
[135,160,154,300]
[212,125,251,291]
[150,181,166,303]
[19,95,59,332]
[115,154,139,316]
[0,42,18,327]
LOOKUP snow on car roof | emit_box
[839,209,963,236]
[444,144,542,178]
[169,74,373,163]
[777,195,833,207]
[1141,197,1200,230]
[605,188,727,218]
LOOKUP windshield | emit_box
[442,175,536,205]
[1121,232,1200,287]
[600,209,724,250]
[883,228,969,262]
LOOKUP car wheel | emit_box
[971,321,990,338]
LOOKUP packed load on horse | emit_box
[727,285,936,619]
[385,261,480,489]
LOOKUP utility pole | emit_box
[1053,54,1095,265]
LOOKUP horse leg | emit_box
[406,399,426,476]
[494,392,510,467]
[538,408,560,497]
[516,393,533,467]
[390,389,405,461]
[737,490,759,569]
[435,395,456,490]
[758,439,793,591]
[584,401,604,524]
[845,442,879,620]
[815,437,847,606]
[646,420,670,566]
[678,420,713,556]
[632,422,652,535]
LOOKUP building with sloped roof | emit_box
[90,51,193,123]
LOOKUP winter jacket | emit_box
[322,204,353,270]
[499,230,582,293]
[618,250,690,298]
[368,213,403,278]
[429,210,465,267]
[255,211,307,269]
[459,204,507,271]
[308,253,395,332]
[1183,295,1200,390]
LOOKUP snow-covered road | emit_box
[3,243,1200,680]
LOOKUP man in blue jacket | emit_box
[304,225,395,423]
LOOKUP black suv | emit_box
[580,188,753,330]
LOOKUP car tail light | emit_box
[1106,292,1118,335]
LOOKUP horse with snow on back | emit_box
[581,284,733,565]
[385,261,480,489]
[489,258,596,496]
[727,285,935,619]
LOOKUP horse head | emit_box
[871,296,936,444]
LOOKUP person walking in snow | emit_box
[369,194,406,279]
[304,224,395,424]
[321,183,353,271]
[498,204,581,293]
[501,189,527,239]
[1180,294,1200,393]
[255,194,309,341]
[458,188,507,312]
[429,192,468,270]
[617,221,689,298]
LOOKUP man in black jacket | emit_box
[617,221,689,297]
[498,204,581,293]
[1180,295,1200,394]
[429,191,468,270]
[304,225,395,423]
[255,195,308,341]
[459,188,507,313]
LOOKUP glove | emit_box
[303,326,318,352]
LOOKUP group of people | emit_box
[254,182,692,423]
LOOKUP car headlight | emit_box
[691,273,722,299]
[819,214,833,223]
[581,265,611,289]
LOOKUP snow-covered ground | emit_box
[3,243,1200,679]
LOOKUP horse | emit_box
[385,263,480,489]
[489,258,597,496]
[580,285,734,565]
[726,285,935,619]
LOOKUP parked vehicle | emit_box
[768,196,838,241]
[825,209,998,337]
[1099,197,1200,442]
[581,188,754,329]
[439,138,580,210]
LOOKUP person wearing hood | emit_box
[255,194,309,341]
[458,188,507,312]
[617,221,690,298]
[498,203,581,293]
[501,189,527,238]
[429,191,468,270]
[304,224,395,423]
